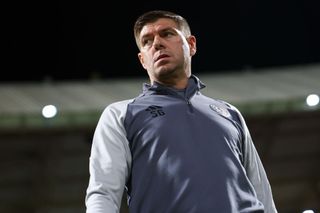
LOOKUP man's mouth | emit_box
[155,54,169,62]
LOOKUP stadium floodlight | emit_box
[302,210,314,213]
[42,104,58,118]
[306,94,319,107]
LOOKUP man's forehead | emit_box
[140,18,178,37]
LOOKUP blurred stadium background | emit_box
[0,64,319,213]
[2,0,320,212]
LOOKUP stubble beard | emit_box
[152,63,186,86]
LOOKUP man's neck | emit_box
[170,77,188,89]
[151,75,189,90]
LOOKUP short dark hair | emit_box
[134,10,191,49]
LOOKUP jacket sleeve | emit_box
[85,100,132,213]
[236,109,278,213]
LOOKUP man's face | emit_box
[137,18,196,84]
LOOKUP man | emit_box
[85,10,278,213]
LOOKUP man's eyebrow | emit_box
[141,26,176,37]
[159,26,177,33]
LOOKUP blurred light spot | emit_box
[42,105,57,118]
[302,210,314,213]
[306,94,319,107]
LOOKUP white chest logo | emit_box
[209,104,231,118]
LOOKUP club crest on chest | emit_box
[209,104,231,118]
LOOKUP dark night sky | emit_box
[4,0,320,82]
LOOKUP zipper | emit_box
[157,87,196,113]
[186,99,194,113]
[168,90,195,113]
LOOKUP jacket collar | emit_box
[142,75,206,96]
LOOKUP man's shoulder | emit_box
[108,99,135,109]
[101,99,135,116]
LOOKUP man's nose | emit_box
[153,36,164,49]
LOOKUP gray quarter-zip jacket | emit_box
[86,75,277,213]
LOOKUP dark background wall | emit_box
[4,0,320,82]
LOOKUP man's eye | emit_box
[142,39,152,46]
[163,31,174,37]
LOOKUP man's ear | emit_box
[188,36,197,56]
[138,53,147,70]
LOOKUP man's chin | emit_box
[156,68,176,79]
